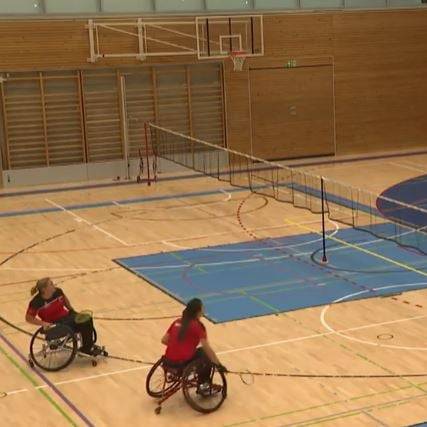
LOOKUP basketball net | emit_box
[230,51,247,72]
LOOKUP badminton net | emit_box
[148,123,427,256]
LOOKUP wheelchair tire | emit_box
[182,361,227,414]
[146,358,181,398]
[29,326,78,372]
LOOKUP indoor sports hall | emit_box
[1,2,427,427]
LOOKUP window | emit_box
[344,0,386,8]
[0,0,42,14]
[155,0,205,12]
[44,0,99,14]
[302,0,343,8]
[206,0,252,11]
[101,0,153,13]
[254,0,298,9]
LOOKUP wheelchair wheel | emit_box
[146,358,181,398]
[29,325,77,372]
[182,361,227,413]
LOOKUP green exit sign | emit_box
[285,59,297,68]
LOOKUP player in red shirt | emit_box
[25,277,101,355]
[162,298,227,393]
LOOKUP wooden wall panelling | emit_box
[0,82,10,169]
[220,64,227,149]
[44,72,85,165]
[250,65,335,160]
[117,70,127,164]
[77,71,88,163]
[123,67,155,158]
[156,66,190,135]
[223,61,252,154]
[3,75,46,169]
[190,63,224,146]
[332,10,427,155]
[186,66,194,137]
[39,73,50,166]
[82,71,123,162]
[186,66,195,165]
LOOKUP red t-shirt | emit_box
[164,318,207,362]
[26,288,69,323]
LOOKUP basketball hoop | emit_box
[230,51,247,72]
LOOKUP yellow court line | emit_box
[283,218,427,278]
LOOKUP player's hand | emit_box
[42,322,52,331]
[216,364,228,373]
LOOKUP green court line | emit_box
[0,343,77,426]
[239,290,281,313]
[224,256,427,427]
[224,380,427,427]
[169,251,207,274]
[294,392,427,426]
[284,218,427,278]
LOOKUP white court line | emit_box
[220,312,427,355]
[45,198,129,246]
[388,161,427,174]
[0,267,106,272]
[162,220,339,252]
[144,215,427,270]
[133,223,421,271]
[320,283,427,351]
[220,189,232,202]
[4,311,427,398]
[4,366,149,397]
[112,201,122,207]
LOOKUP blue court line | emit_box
[0,187,244,218]
[4,147,426,200]
[0,172,201,199]
[0,177,380,220]
[115,223,427,323]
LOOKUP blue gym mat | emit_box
[115,224,427,323]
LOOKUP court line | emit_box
[0,342,77,426]
[388,161,427,174]
[1,267,106,272]
[4,365,150,397]
[0,188,245,219]
[128,227,427,271]
[161,219,337,252]
[219,312,427,355]
[45,198,129,246]
[0,330,91,426]
[3,312,426,398]
[220,188,232,201]
[320,283,427,351]
[280,392,427,427]
[283,217,427,278]
[0,221,321,256]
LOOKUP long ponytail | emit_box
[178,298,203,341]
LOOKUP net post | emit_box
[144,122,151,186]
[321,177,328,263]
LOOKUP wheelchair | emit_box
[146,356,227,414]
[28,324,107,372]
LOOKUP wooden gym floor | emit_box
[0,153,427,427]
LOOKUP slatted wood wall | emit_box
[0,63,224,170]
[1,9,427,166]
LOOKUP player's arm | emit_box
[200,338,221,365]
[25,311,51,329]
[161,333,169,346]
